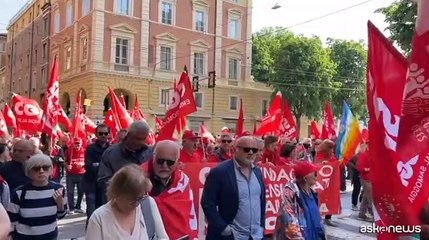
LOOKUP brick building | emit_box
[5,0,311,136]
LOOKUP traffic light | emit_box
[208,71,216,88]
[192,76,199,92]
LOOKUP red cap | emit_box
[182,130,200,139]
[293,161,321,178]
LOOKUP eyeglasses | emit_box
[236,146,259,153]
[128,194,149,205]
[97,132,109,136]
[31,165,51,172]
[221,140,232,144]
[156,158,176,167]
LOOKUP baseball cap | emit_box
[182,130,200,139]
[293,161,321,178]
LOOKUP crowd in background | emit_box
[0,120,375,240]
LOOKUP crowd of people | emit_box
[0,120,380,240]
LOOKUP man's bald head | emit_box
[154,140,180,161]
[13,140,37,163]
[235,136,256,147]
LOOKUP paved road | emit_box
[57,181,373,240]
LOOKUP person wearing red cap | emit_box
[65,137,86,213]
[179,130,202,163]
[275,161,326,240]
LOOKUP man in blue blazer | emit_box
[201,136,266,240]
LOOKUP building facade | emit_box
[0,33,7,101]
[5,0,314,136]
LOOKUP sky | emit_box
[0,0,395,42]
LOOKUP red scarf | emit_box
[142,162,198,239]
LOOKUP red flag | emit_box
[199,123,215,143]
[104,108,119,137]
[108,87,133,129]
[236,99,244,135]
[154,115,163,132]
[367,21,418,232]
[132,95,145,120]
[0,111,8,137]
[58,107,72,131]
[71,90,86,139]
[310,120,321,139]
[157,71,197,141]
[42,57,60,136]
[82,114,97,133]
[12,93,43,132]
[255,91,282,135]
[278,99,297,139]
[119,93,126,108]
[321,102,336,139]
[3,104,16,128]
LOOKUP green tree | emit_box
[270,34,337,131]
[327,38,367,118]
[252,27,294,82]
[376,0,416,53]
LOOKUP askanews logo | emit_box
[360,223,421,234]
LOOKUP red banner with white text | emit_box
[182,162,341,237]
[12,94,43,132]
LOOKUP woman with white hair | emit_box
[7,153,67,240]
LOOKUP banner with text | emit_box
[182,162,340,238]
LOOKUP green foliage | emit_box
[252,28,369,122]
[376,0,417,53]
[327,38,367,118]
[270,34,337,120]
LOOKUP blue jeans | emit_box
[85,192,96,228]
[66,173,84,210]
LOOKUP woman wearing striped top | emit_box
[7,153,67,240]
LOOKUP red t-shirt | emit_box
[66,147,86,175]
[179,149,202,163]
[356,150,371,181]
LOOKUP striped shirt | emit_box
[7,181,67,240]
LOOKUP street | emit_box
[57,181,375,240]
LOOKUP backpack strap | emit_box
[141,197,156,239]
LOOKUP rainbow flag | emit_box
[335,101,362,161]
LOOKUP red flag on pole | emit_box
[12,93,43,132]
[367,21,419,235]
[3,104,16,128]
[132,94,145,120]
[157,71,197,141]
[255,91,282,135]
[278,99,297,139]
[321,102,336,139]
[236,98,244,136]
[0,111,8,137]
[310,120,321,139]
[58,107,72,131]
[42,57,60,137]
[108,87,133,129]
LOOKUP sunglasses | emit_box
[221,140,232,144]
[97,132,109,136]
[31,165,51,172]
[156,158,176,167]
[128,194,149,205]
[237,146,259,153]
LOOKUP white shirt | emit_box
[85,198,168,240]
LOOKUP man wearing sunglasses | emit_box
[0,139,37,193]
[83,124,110,224]
[142,140,198,239]
[212,133,233,162]
[98,120,153,205]
[202,136,266,240]
[179,130,202,163]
